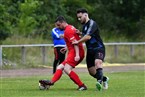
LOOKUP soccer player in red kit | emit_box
[39,16,87,91]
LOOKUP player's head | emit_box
[76,8,89,24]
[55,15,67,30]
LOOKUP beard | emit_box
[80,18,86,24]
[81,21,86,24]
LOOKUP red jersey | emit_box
[62,25,84,67]
[64,25,84,52]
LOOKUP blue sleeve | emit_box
[51,28,60,39]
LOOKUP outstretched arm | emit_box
[72,35,91,44]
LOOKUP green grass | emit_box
[0,71,145,97]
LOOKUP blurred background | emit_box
[0,0,145,69]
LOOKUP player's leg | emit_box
[86,51,96,77]
[58,47,66,64]
[95,59,103,83]
[95,59,109,90]
[95,59,103,91]
[53,47,59,74]
[95,49,109,90]
[64,64,87,90]
[86,50,103,91]
[39,64,64,86]
[51,64,65,84]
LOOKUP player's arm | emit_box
[76,29,82,35]
[72,35,91,44]
[78,20,97,43]
[60,47,67,54]
[74,44,80,61]
[73,21,96,44]
[78,34,91,43]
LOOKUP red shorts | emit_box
[61,50,84,67]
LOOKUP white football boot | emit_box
[103,77,109,90]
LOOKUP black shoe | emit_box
[77,84,87,91]
[39,79,54,86]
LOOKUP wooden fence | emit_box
[0,42,145,66]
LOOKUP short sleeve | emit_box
[65,26,77,43]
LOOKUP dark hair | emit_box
[55,15,66,23]
[76,8,88,14]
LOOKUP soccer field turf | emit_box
[0,71,145,97]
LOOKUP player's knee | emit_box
[95,59,102,64]
[64,68,70,75]
[57,64,64,70]
[95,59,102,68]
[64,64,73,75]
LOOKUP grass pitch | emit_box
[0,71,145,97]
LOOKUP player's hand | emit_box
[75,56,80,61]
[72,40,79,45]
[76,29,82,35]
[59,34,64,38]
[60,47,67,54]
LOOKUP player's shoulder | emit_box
[52,27,61,33]
[89,19,95,24]
[54,27,61,31]
[90,19,98,25]
[66,25,76,31]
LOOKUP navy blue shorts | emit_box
[86,48,105,68]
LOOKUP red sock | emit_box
[51,69,62,83]
[69,71,83,86]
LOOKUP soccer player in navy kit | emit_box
[51,26,66,74]
[73,8,109,91]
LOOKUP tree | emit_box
[87,0,145,40]
[0,0,144,42]
[16,0,41,36]
[0,0,14,43]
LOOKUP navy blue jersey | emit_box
[51,28,66,47]
[82,19,105,50]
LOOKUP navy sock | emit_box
[96,68,103,83]
[103,76,107,82]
